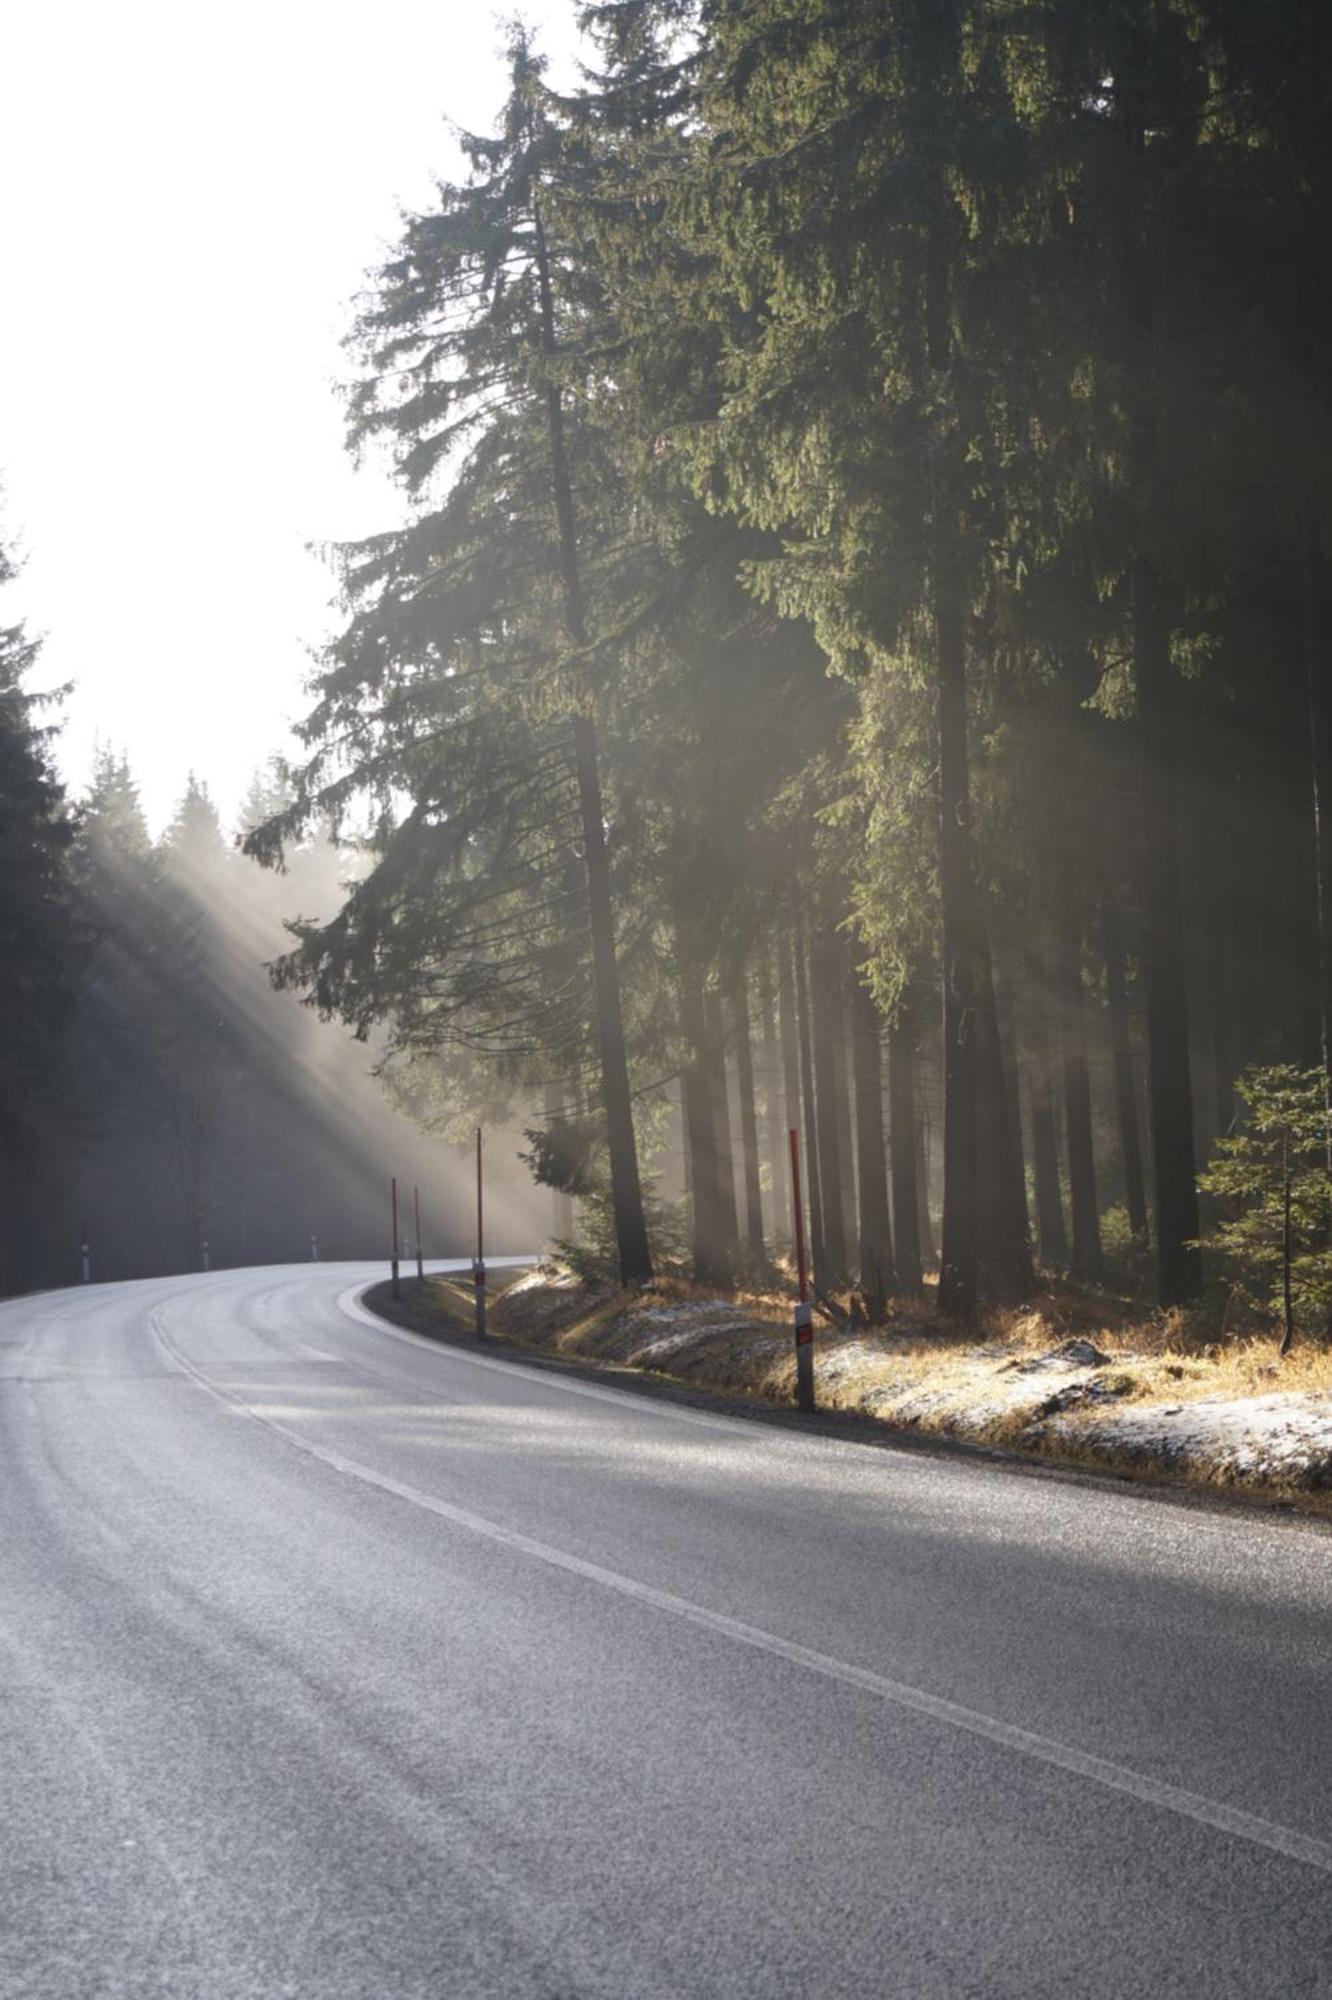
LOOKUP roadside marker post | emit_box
[414,1185,424,1284]
[473,1128,486,1339]
[80,1224,91,1285]
[789,1127,815,1414]
[201,1239,210,1273]
[390,1177,402,1301]
[310,1232,319,1262]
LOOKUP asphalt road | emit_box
[3,1263,1331,1999]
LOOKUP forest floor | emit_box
[367,1265,1332,1514]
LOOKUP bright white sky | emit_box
[1,0,580,834]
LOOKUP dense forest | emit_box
[4,0,1330,1326]
[244,0,1331,1325]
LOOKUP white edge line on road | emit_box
[148,1303,1332,1879]
[336,1283,763,1440]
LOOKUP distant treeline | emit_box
[0,628,547,1293]
[241,1,1331,1318]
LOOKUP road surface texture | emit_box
[2,1263,1331,1998]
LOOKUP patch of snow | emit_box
[625,1300,765,1366]
[1055,1390,1332,1487]
[1005,1338,1112,1374]
[509,1263,579,1296]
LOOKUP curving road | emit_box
[2,1262,1331,1998]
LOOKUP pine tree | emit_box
[0,537,82,1288]
[259,33,657,1280]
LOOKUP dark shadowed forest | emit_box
[4,0,1331,1338]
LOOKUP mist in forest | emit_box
[1,755,551,1294]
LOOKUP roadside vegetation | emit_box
[369,1239,1332,1508]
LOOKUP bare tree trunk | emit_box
[1281,1126,1295,1358]
[533,199,651,1285]
[759,947,788,1245]
[704,987,740,1265]
[1303,519,1332,1108]
[544,1082,574,1242]
[935,565,979,1316]
[1025,948,1069,1269]
[1116,62,1199,1307]
[991,916,1028,1238]
[794,927,828,1290]
[1101,901,1148,1239]
[1211,922,1233,1146]
[680,955,731,1287]
[778,937,803,1239]
[1133,557,1202,1304]
[810,925,850,1288]
[850,973,895,1317]
[974,920,1036,1299]
[888,996,924,1293]
[1059,910,1103,1280]
[917,1100,936,1271]
[833,945,859,1255]
[728,949,767,1265]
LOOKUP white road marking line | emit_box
[148,1306,1332,1878]
[336,1284,762,1439]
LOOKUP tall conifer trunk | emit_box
[1133,559,1202,1304]
[810,925,850,1288]
[850,974,895,1317]
[935,565,979,1316]
[778,938,804,1242]
[917,1102,937,1270]
[1207,914,1233,1149]
[533,199,651,1285]
[704,987,741,1262]
[1058,911,1102,1279]
[728,949,767,1264]
[1118,60,1200,1307]
[991,918,1028,1236]
[889,997,924,1293]
[1025,945,1069,1269]
[680,954,731,1287]
[759,948,788,1244]
[1101,902,1149,1239]
[1304,526,1332,1104]
[544,1082,575,1242]
[794,928,828,1290]
[974,920,1035,1298]
[832,975,859,1255]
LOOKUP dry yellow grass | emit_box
[494,1267,1332,1406]
[364,1265,1332,1503]
[482,1266,1332,1503]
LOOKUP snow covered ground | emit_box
[496,1272,1332,1499]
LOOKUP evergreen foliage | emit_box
[9,2,1332,1329]
[0,536,83,1288]
[236,0,1332,1324]
[1199,1066,1332,1346]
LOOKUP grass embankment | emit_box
[363,1265,1332,1512]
